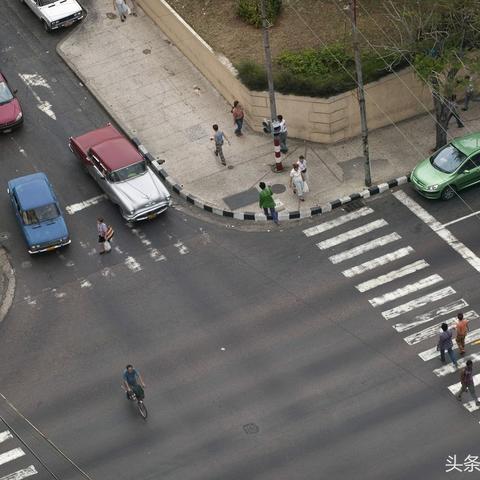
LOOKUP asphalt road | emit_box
[2,1,480,479]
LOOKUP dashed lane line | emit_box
[381,287,456,320]
[419,328,480,361]
[65,195,107,215]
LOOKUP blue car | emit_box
[7,173,71,254]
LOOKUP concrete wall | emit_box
[138,0,433,144]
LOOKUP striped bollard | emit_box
[272,120,283,172]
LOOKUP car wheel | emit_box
[441,185,456,201]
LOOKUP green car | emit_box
[411,133,480,200]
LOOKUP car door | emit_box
[456,154,480,190]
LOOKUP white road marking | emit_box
[355,260,429,293]
[149,249,166,262]
[130,228,152,247]
[0,465,37,480]
[342,246,414,277]
[393,299,468,332]
[317,219,388,250]
[403,311,478,345]
[0,431,12,443]
[381,287,456,320]
[0,448,25,466]
[329,233,401,264]
[65,195,107,214]
[101,268,115,278]
[174,241,189,255]
[18,74,56,120]
[434,353,480,377]
[302,207,374,237]
[130,228,166,261]
[448,373,480,412]
[419,328,480,361]
[441,210,480,229]
[124,256,142,272]
[394,190,480,273]
[79,279,92,288]
[369,274,443,307]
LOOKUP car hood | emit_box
[112,167,170,211]
[412,157,453,186]
[39,0,82,21]
[24,216,69,247]
[0,98,21,125]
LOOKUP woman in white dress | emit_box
[289,163,305,201]
[113,0,129,21]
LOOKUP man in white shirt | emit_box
[277,114,288,153]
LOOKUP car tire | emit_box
[441,185,456,201]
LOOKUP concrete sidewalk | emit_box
[58,0,480,219]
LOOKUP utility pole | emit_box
[260,0,283,172]
[349,0,371,187]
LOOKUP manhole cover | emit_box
[270,183,286,194]
[184,124,208,142]
[243,423,259,435]
[343,199,365,212]
[227,165,234,170]
[143,49,151,55]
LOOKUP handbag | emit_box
[104,240,112,252]
[303,181,310,193]
[106,226,114,241]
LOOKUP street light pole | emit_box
[349,0,371,187]
[260,0,283,171]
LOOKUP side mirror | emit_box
[12,89,18,95]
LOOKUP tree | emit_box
[383,0,480,149]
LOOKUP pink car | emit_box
[0,73,23,133]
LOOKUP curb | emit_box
[0,249,15,326]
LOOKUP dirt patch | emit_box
[166,0,409,65]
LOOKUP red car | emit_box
[0,73,23,133]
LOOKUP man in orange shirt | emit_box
[455,312,469,355]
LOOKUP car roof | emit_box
[91,137,144,172]
[9,173,55,210]
[451,133,480,156]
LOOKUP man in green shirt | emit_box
[259,182,279,224]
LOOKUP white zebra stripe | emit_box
[317,219,388,250]
[342,247,414,278]
[434,353,480,377]
[403,311,478,346]
[0,431,12,444]
[369,274,443,308]
[355,260,429,293]
[381,287,456,320]
[419,328,480,361]
[0,448,24,466]
[329,233,401,264]
[0,465,37,480]
[302,207,374,237]
[393,298,468,332]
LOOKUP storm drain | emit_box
[342,199,365,212]
[243,423,259,435]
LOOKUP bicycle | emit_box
[123,385,148,420]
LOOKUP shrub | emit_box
[237,0,282,28]
[236,59,268,91]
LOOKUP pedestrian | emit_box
[210,124,230,166]
[97,217,111,254]
[437,323,458,367]
[456,360,480,406]
[446,95,464,128]
[277,114,288,153]
[113,0,129,21]
[127,0,138,16]
[289,162,305,201]
[455,312,469,355]
[297,155,307,180]
[231,100,244,136]
[259,182,279,224]
[462,75,475,111]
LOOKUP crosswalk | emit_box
[303,199,480,415]
[0,430,37,480]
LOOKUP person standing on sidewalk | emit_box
[455,312,469,355]
[456,360,480,406]
[289,163,305,201]
[231,101,244,136]
[259,182,279,224]
[97,217,111,254]
[277,115,288,153]
[210,124,230,166]
[437,323,458,367]
[462,76,475,111]
[446,95,464,128]
[127,0,138,16]
[297,155,307,180]
[113,0,129,21]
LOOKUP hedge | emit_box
[236,0,282,28]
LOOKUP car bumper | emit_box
[124,201,171,222]
[49,11,85,30]
[29,239,71,255]
[0,116,23,133]
[410,175,442,199]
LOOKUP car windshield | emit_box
[109,161,147,182]
[22,203,60,225]
[39,0,58,6]
[0,82,13,105]
[430,144,467,173]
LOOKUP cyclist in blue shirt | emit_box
[123,364,146,400]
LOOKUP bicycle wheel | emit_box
[137,401,148,420]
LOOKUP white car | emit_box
[21,0,85,32]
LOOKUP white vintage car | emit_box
[21,0,85,32]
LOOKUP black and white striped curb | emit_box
[132,137,410,221]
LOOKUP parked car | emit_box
[0,73,23,133]
[411,133,480,200]
[69,124,171,221]
[21,0,85,32]
[7,173,71,254]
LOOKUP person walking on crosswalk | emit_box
[437,323,458,367]
[456,360,480,406]
[455,312,469,355]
